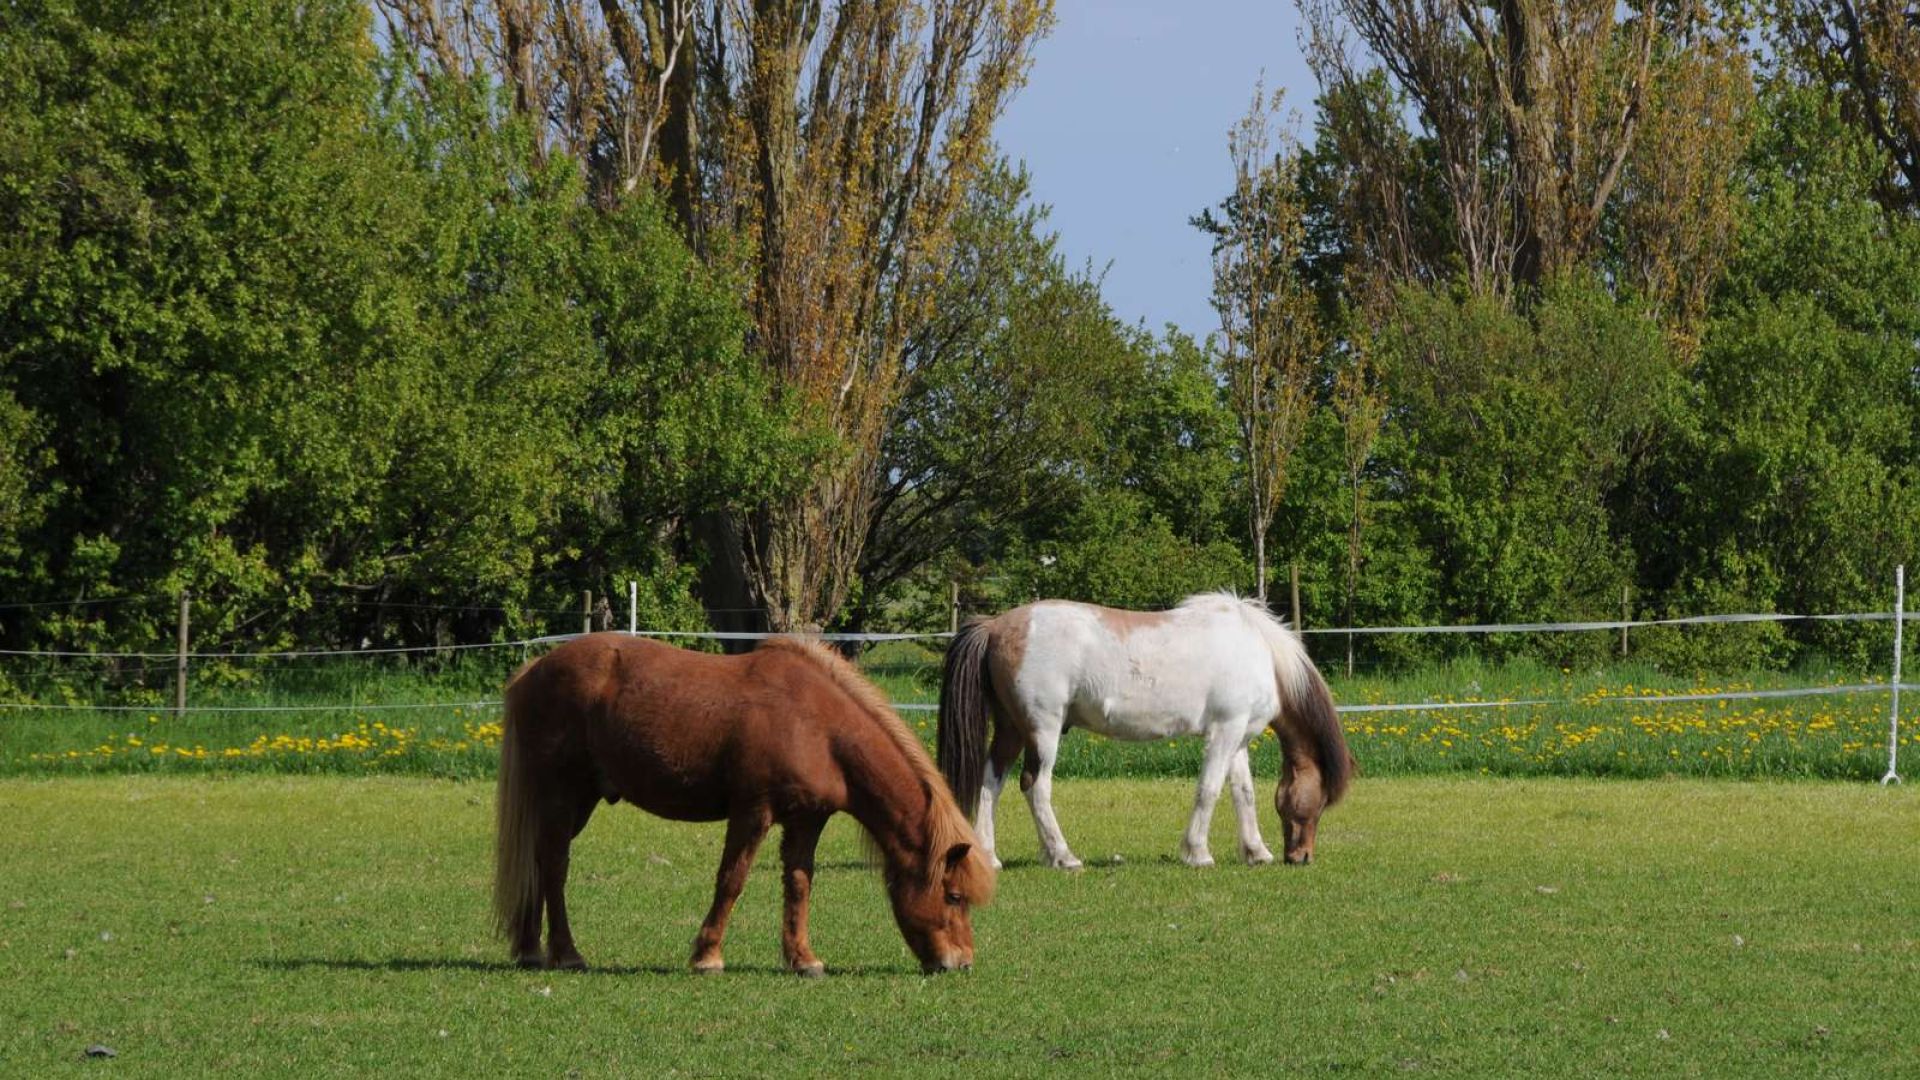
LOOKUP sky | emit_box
[993,1,1321,343]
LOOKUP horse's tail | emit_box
[493,660,542,942]
[937,618,995,819]
[1261,620,1353,807]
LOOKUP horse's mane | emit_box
[1179,591,1312,693]
[505,655,540,690]
[757,637,996,904]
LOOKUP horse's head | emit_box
[1276,744,1359,864]
[886,840,994,973]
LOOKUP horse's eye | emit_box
[944,892,964,904]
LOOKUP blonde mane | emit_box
[757,637,996,904]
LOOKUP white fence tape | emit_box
[5,609,1917,660]
[0,699,501,713]
[4,683,1915,717]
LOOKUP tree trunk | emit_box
[1254,517,1268,604]
[1347,469,1363,677]
[691,509,766,652]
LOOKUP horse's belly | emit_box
[621,785,729,823]
[1073,699,1208,741]
[594,733,731,821]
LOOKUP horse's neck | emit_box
[840,733,932,870]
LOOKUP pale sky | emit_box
[994,1,1320,342]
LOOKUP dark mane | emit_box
[757,637,996,903]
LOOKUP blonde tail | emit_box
[492,686,540,942]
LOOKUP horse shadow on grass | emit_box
[252,956,907,978]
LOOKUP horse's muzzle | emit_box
[923,952,973,974]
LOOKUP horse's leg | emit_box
[690,808,770,974]
[1021,717,1082,870]
[1181,722,1241,868]
[977,717,1024,870]
[778,814,829,977]
[1228,743,1275,865]
[538,785,600,970]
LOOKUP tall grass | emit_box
[0,641,1908,780]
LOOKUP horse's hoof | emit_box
[1049,856,1084,871]
[691,959,725,975]
[551,953,588,971]
[1244,848,1276,866]
[1181,852,1216,869]
[792,961,826,978]
[513,954,545,970]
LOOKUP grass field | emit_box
[3,775,1917,1076]
[1,645,1909,781]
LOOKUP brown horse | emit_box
[494,633,995,975]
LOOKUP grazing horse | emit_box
[494,633,995,976]
[938,592,1353,869]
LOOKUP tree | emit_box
[1297,0,1742,299]
[0,0,795,653]
[1628,84,1920,668]
[1003,329,1247,611]
[850,160,1136,628]
[1198,87,1325,603]
[1777,0,1920,212]
[377,0,1056,634]
[1604,31,1753,349]
[1331,340,1385,672]
[1368,276,1672,658]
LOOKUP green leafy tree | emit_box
[850,160,1136,628]
[1630,84,1920,669]
[0,0,800,655]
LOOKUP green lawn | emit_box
[3,775,1917,1076]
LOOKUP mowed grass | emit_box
[3,645,1910,780]
[2,775,1917,1076]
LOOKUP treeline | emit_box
[1,0,1916,674]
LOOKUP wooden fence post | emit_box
[582,590,592,635]
[174,590,190,717]
[950,579,960,634]
[1620,585,1630,658]
[1289,563,1303,632]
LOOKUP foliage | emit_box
[0,0,799,656]
[1196,84,1327,603]
[1357,276,1676,662]
[1627,83,1920,669]
[1775,0,1920,212]
[1003,489,1249,612]
[855,160,1136,625]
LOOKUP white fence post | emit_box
[629,580,638,635]
[1884,564,1905,785]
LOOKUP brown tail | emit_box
[1284,661,1353,806]
[937,619,994,819]
[492,671,540,942]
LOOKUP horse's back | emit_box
[509,634,840,821]
[1006,600,1279,738]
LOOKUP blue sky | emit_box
[994,1,1320,343]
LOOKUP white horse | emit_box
[936,592,1353,869]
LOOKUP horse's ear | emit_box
[943,843,973,872]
